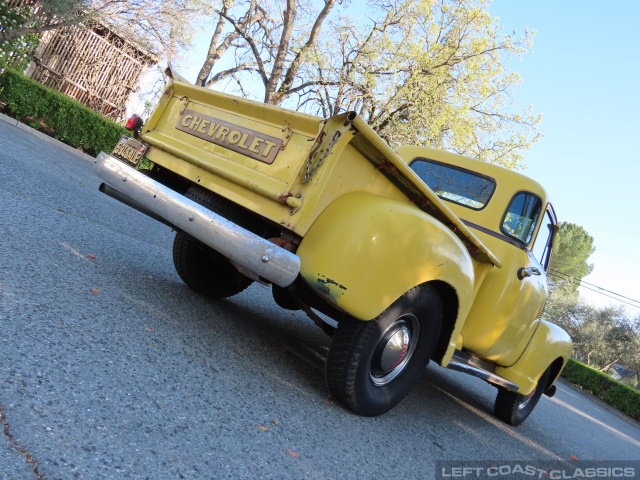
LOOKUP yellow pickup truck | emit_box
[95,71,572,425]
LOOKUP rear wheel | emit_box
[326,285,442,416]
[172,186,253,299]
[494,367,551,426]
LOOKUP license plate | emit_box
[111,135,148,167]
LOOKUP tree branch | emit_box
[275,0,338,102]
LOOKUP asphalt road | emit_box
[1,120,639,480]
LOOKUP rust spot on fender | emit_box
[317,276,347,292]
[302,274,348,302]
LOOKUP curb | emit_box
[0,111,95,164]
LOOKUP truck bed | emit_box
[140,76,499,267]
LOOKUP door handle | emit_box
[517,267,541,280]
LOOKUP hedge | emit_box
[0,69,129,156]
[561,358,640,421]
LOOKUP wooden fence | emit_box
[25,22,156,121]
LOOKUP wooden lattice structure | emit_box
[24,15,156,121]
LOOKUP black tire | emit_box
[172,186,253,299]
[326,285,442,416]
[494,367,551,426]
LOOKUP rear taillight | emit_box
[125,114,144,138]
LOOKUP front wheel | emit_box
[326,285,442,416]
[494,367,551,426]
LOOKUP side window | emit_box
[501,192,542,245]
[532,209,555,270]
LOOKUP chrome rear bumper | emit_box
[94,152,300,287]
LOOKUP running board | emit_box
[447,350,519,392]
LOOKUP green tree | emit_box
[542,293,591,342]
[544,299,635,373]
[0,1,39,72]
[542,221,595,354]
[545,299,640,388]
[299,0,540,168]
[548,222,595,293]
[626,316,640,388]
[0,0,89,43]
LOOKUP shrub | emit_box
[0,69,128,156]
[561,358,640,421]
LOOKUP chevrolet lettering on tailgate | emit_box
[176,109,283,164]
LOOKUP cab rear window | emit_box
[410,158,496,210]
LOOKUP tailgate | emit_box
[141,78,323,206]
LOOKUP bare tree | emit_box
[195,0,341,105]
[96,0,206,66]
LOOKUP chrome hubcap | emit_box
[370,314,420,386]
[379,327,410,372]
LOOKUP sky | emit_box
[487,0,640,313]
[137,0,640,314]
